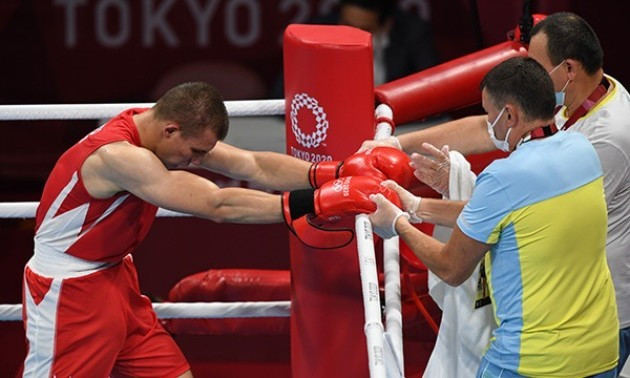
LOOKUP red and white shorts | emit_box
[22,255,189,377]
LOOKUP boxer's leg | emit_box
[112,257,190,378]
[22,265,127,377]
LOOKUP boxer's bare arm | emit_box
[82,142,283,223]
[199,142,311,191]
[398,115,494,155]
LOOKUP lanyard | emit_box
[525,77,610,143]
[527,123,558,141]
[558,77,610,131]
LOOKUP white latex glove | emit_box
[368,193,410,239]
[357,136,402,153]
[381,180,423,223]
[410,142,451,197]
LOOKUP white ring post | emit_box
[355,214,386,378]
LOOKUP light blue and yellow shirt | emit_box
[457,131,618,377]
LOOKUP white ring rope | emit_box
[383,237,405,377]
[0,99,285,120]
[375,104,405,377]
[357,103,404,378]
[355,214,387,378]
[0,301,290,322]
[0,202,193,219]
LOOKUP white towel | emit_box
[423,150,496,378]
[621,358,630,378]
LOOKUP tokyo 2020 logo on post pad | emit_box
[290,93,329,149]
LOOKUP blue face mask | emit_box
[549,60,570,107]
[486,108,511,152]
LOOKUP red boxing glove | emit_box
[313,175,402,222]
[282,176,402,249]
[309,147,415,189]
[284,215,356,249]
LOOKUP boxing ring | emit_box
[0,21,531,377]
[0,99,289,327]
[0,99,404,378]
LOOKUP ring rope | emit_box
[0,202,196,219]
[0,301,291,322]
[0,100,284,120]
[352,104,405,377]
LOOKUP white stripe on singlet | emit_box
[31,171,129,278]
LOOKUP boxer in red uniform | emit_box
[22,82,406,377]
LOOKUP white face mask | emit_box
[487,108,512,152]
[549,60,570,107]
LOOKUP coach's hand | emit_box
[381,180,423,223]
[410,143,451,197]
[357,136,402,153]
[368,193,410,239]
